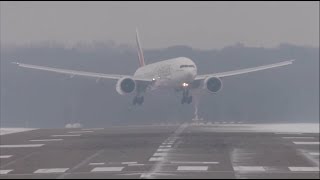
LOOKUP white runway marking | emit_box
[0,170,13,174]
[91,167,124,172]
[177,166,208,171]
[0,144,44,148]
[153,153,167,156]
[89,163,105,165]
[121,162,137,164]
[149,157,164,161]
[282,137,314,139]
[233,166,266,172]
[128,164,144,166]
[275,133,303,135]
[68,131,93,133]
[52,134,81,137]
[0,155,12,159]
[160,145,171,148]
[293,142,320,145]
[171,161,219,164]
[288,167,320,172]
[309,152,320,156]
[82,128,104,130]
[157,148,170,152]
[30,139,63,142]
[34,168,69,174]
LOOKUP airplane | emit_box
[12,29,294,105]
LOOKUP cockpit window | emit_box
[180,65,195,68]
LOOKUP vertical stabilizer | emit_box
[136,28,146,67]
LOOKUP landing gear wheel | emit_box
[187,96,192,104]
[138,96,144,105]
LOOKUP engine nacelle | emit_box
[203,76,223,93]
[116,77,136,95]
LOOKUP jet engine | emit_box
[203,76,223,93]
[116,77,136,95]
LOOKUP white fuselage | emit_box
[133,57,197,88]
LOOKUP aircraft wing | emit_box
[195,60,294,80]
[12,62,152,82]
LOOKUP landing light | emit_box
[152,78,156,81]
[182,83,189,87]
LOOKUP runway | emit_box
[0,123,319,179]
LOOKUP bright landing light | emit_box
[182,83,189,87]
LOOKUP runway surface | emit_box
[0,123,319,179]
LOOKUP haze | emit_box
[1,1,319,49]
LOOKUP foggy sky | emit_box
[1,1,319,49]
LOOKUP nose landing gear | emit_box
[181,89,192,104]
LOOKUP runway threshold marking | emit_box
[149,157,164,161]
[30,139,63,142]
[34,168,69,174]
[0,155,12,159]
[171,161,219,164]
[157,148,170,152]
[91,167,124,172]
[177,166,208,171]
[89,163,105,165]
[293,142,320,145]
[0,170,13,174]
[52,134,81,137]
[121,162,137,164]
[288,167,320,172]
[233,166,266,172]
[0,144,44,148]
[160,145,172,148]
[153,153,168,156]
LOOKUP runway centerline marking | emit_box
[293,142,320,145]
[91,167,124,172]
[0,170,13,174]
[288,167,320,172]
[30,139,63,142]
[0,144,44,148]
[34,168,69,174]
[0,155,12,159]
[177,166,209,171]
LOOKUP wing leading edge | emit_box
[12,62,152,82]
[195,60,294,80]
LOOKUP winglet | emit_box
[136,28,146,67]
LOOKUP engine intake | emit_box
[116,77,136,95]
[204,76,223,93]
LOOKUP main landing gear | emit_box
[181,89,192,104]
[133,96,144,105]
